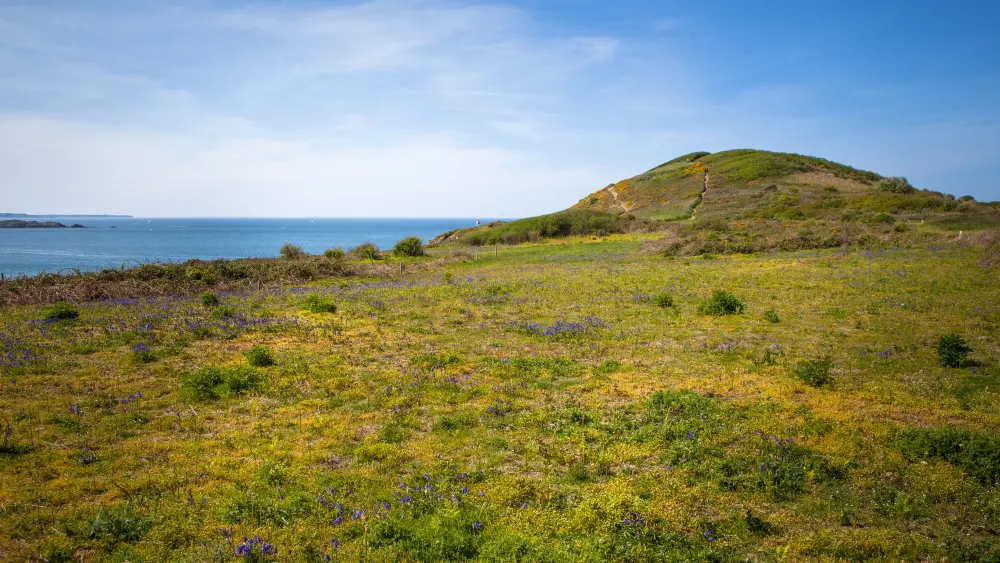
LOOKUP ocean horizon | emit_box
[0,217,497,277]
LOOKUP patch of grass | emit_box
[764,309,780,323]
[41,301,78,321]
[896,428,1000,485]
[180,366,265,401]
[793,357,833,387]
[653,293,674,308]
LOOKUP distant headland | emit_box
[0,220,87,228]
[0,213,132,218]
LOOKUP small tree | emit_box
[351,242,382,262]
[393,236,425,257]
[324,247,346,260]
[876,177,914,194]
[279,243,307,260]
[937,333,972,368]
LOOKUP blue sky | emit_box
[0,0,997,217]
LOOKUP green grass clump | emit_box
[937,333,972,367]
[896,428,1000,485]
[393,236,426,257]
[303,294,337,314]
[793,357,833,387]
[180,366,265,401]
[653,293,674,308]
[764,309,780,323]
[41,301,78,321]
[698,290,746,315]
[200,291,220,307]
[245,345,276,367]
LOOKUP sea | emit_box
[0,217,489,277]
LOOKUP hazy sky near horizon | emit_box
[1,0,998,217]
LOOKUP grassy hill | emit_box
[433,149,999,251]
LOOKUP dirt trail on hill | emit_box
[691,172,709,219]
[607,185,628,214]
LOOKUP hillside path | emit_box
[691,172,709,219]
[607,185,628,214]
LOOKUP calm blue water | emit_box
[0,217,488,277]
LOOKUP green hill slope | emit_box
[432,149,999,248]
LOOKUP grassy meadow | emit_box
[1,238,999,561]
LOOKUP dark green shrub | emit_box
[303,294,337,314]
[222,366,265,395]
[393,236,425,257]
[351,242,383,261]
[764,310,780,323]
[42,302,79,321]
[896,427,1000,485]
[180,366,265,401]
[245,345,276,367]
[698,290,746,315]
[279,243,307,259]
[653,293,674,308]
[201,291,220,307]
[863,212,895,224]
[593,359,622,375]
[937,333,972,367]
[323,247,346,260]
[793,357,833,387]
[185,267,217,285]
[959,195,975,202]
[876,177,914,194]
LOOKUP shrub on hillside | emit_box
[653,293,674,308]
[937,333,972,367]
[793,357,833,387]
[465,209,629,246]
[303,294,337,314]
[245,345,276,367]
[698,290,745,315]
[876,177,915,194]
[180,366,265,401]
[201,291,220,307]
[186,267,217,285]
[764,309,781,323]
[351,242,383,261]
[42,301,79,321]
[279,243,307,260]
[393,236,425,257]
[323,247,346,260]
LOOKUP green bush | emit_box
[793,357,833,387]
[303,294,337,314]
[876,177,915,194]
[279,243,307,259]
[180,366,265,401]
[698,290,746,315]
[323,247,346,260]
[896,427,1000,485]
[185,267,217,285]
[41,302,79,321]
[937,333,972,367]
[245,345,276,367]
[393,236,425,257]
[351,242,383,261]
[465,209,628,246]
[764,310,780,323]
[653,293,674,308]
[201,291,220,307]
[129,343,156,363]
